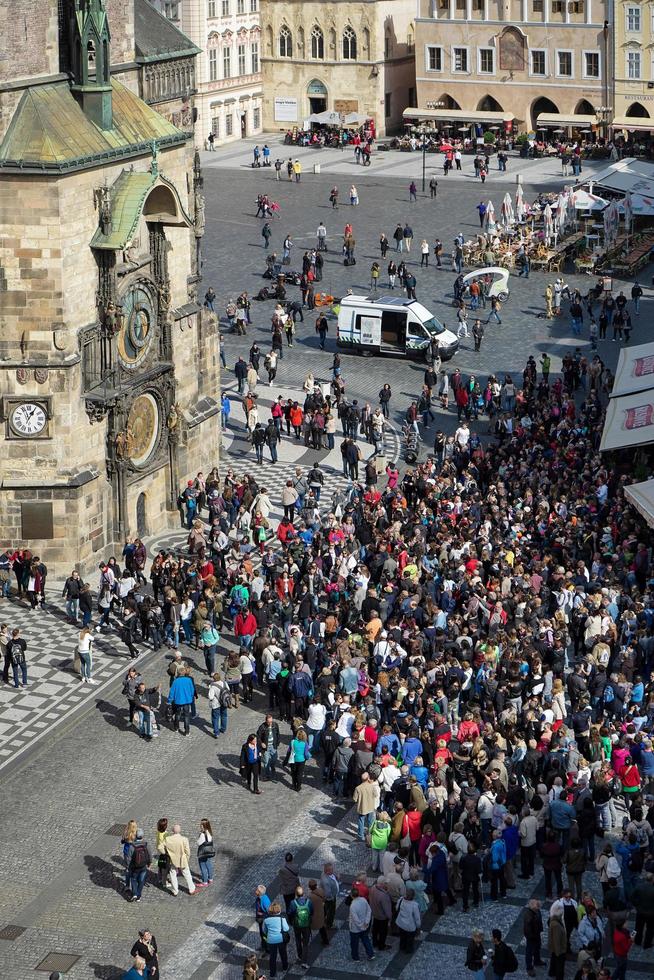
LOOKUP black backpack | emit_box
[130,843,150,871]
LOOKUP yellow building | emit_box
[411,0,610,135]
[260,0,417,136]
[612,0,654,134]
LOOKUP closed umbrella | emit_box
[543,203,554,241]
[555,192,568,234]
[484,200,496,233]
[515,184,525,222]
[623,191,634,241]
[501,191,514,227]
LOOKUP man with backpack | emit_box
[288,885,313,968]
[126,829,151,903]
[208,673,231,736]
[491,928,518,980]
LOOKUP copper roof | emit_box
[0,79,187,173]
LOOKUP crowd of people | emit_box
[73,331,653,978]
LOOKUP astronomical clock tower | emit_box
[0,0,220,575]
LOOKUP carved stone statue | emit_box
[97,186,112,235]
[166,402,181,432]
[157,281,172,314]
[104,302,117,336]
[195,192,206,236]
[115,429,128,458]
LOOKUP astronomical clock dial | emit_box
[117,283,155,368]
[9,402,48,437]
[126,393,160,468]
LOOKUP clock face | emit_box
[117,282,156,368]
[10,402,47,437]
[126,393,160,467]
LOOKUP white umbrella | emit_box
[543,203,554,241]
[515,184,525,222]
[484,200,496,233]
[603,200,620,244]
[623,191,634,237]
[555,192,568,234]
[501,191,514,227]
[571,189,608,211]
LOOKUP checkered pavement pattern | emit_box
[0,598,139,772]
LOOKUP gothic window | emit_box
[311,26,324,59]
[279,25,292,58]
[342,26,357,60]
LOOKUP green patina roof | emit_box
[0,78,187,174]
[90,170,192,250]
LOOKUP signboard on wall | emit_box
[274,97,298,122]
[334,99,359,114]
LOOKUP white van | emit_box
[336,295,459,360]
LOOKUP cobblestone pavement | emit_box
[2,147,654,978]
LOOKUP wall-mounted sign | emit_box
[274,97,298,122]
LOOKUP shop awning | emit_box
[611,117,654,132]
[625,480,654,527]
[612,342,654,398]
[600,390,654,452]
[536,113,596,128]
[403,108,515,124]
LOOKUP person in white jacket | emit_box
[395,888,421,953]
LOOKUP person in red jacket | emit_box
[276,517,296,547]
[612,922,633,980]
[234,609,257,649]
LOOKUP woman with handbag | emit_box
[262,902,290,978]
[196,818,215,887]
[240,733,263,794]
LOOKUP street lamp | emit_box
[595,104,612,142]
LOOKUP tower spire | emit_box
[68,0,113,130]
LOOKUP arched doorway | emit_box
[136,492,148,538]
[438,93,461,110]
[477,95,503,113]
[575,99,595,115]
[307,78,328,115]
[626,102,650,118]
[531,96,558,132]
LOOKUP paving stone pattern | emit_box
[2,150,654,978]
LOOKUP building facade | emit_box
[135,0,201,132]
[260,0,417,137]
[413,0,610,134]
[175,0,263,146]
[0,0,220,576]
[612,0,654,133]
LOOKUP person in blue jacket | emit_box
[168,667,196,735]
[376,726,401,758]
[489,830,508,899]
[502,816,520,888]
[428,841,450,915]
[402,732,423,767]
[410,757,429,792]
[262,901,290,978]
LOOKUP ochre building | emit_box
[412,0,610,136]
[260,0,417,136]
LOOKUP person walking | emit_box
[370,261,380,293]
[208,672,230,737]
[409,181,417,202]
[196,818,215,887]
[163,823,196,896]
[429,176,438,198]
[487,295,502,324]
[167,667,195,736]
[130,931,159,978]
[403,223,414,253]
[472,319,484,352]
[7,628,27,688]
[262,903,290,978]
[288,885,313,968]
[287,728,310,791]
[126,828,151,903]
